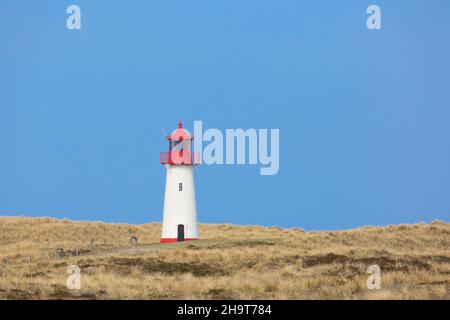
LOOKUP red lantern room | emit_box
[160,120,200,165]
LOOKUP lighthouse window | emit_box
[179,183,183,191]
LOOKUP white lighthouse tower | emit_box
[160,120,200,243]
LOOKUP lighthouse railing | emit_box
[160,151,200,165]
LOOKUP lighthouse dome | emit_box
[168,120,192,141]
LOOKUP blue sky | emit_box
[1,1,449,230]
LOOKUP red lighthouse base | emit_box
[160,238,198,243]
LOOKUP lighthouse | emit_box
[160,120,200,243]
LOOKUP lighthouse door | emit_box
[177,224,185,242]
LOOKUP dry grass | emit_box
[0,216,448,299]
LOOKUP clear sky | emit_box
[1,1,449,230]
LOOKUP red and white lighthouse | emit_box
[160,120,200,243]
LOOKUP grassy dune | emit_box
[0,216,448,299]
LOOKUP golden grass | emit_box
[0,216,448,299]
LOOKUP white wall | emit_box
[161,164,198,240]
